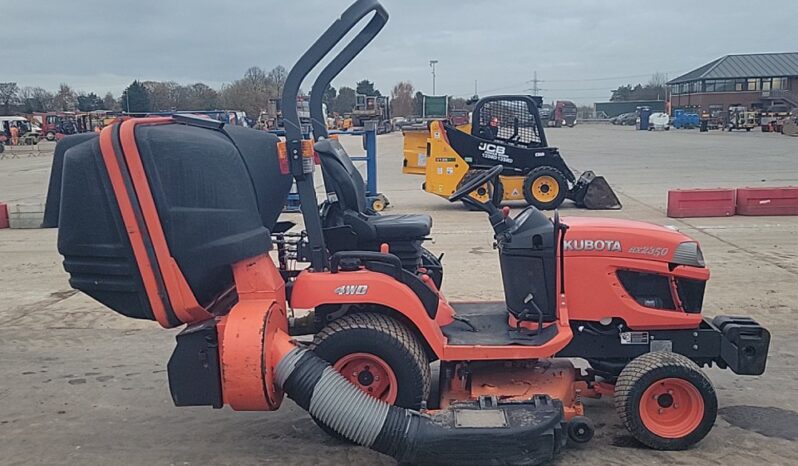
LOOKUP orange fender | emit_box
[290,269,449,358]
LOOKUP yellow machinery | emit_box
[403,95,621,210]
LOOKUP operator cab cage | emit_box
[472,95,548,148]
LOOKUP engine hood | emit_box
[561,217,701,265]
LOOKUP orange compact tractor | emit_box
[48,1,769,464]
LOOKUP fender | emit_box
[290,269,449,358]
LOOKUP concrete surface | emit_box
[1,125,797,465]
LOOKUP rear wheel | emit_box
[457,169,503,210]
[615,352,717,450]
[310,313,430,439]
[523,166,568,210]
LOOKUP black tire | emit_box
[0,143,4,154]
[310,313,430,440]
[615,352,717,451]
[45,131,56,141]
[457,169,503,210]
[420,247,443,289]
[522,166,568,210]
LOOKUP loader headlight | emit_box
[673,241,705,267]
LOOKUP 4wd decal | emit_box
[478,142,514,164]
[563,239,622,252]
[334,285,369,296]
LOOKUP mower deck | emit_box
[443,302,559,347]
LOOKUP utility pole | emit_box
[429,59,439,95]
[531,70,540,96]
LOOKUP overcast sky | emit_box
[3,0,797,105]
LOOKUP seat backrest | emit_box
[314,138,366,213]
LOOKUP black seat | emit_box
[315,138,432,269]
[369,214,431,240]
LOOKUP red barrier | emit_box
[667,188,736,218]
[736,187,798,216]
[0,203,8,229]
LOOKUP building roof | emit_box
[667,52,798,84]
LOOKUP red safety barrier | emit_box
[0,203,9,229]
[736,187,798,216]
[667,188,736,218]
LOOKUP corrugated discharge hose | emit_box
[275,347,418,460]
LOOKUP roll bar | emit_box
[308,3,388,140]
[280,0,389,271]
[282,0,388,143]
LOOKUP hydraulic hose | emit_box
[275,346,418,459]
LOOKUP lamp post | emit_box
[429,59,438,95]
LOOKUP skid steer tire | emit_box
[310,313,431,441]
[457,169,503,210]
[523,166,568,210]
[615,352,717,451]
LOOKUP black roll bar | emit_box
[308,2,389,141]
[280,0,389,271]
[283,0,388,143]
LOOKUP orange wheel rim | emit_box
[531,175,559,202]
[640,377,704,438]
[333,353,398,404]
[466,183,491,203]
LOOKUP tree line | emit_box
[2,68,467,119]
[609,73,668,102]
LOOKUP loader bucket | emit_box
[568,171,622,210]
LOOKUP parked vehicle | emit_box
[613,112,637,126]
[648,112,670,130]
[352,94,392,133]
[549,100,577,127]
[0,116,41,145]
[672,109,700,129]
[726,106,757,131]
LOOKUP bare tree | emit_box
[649,72,668,88]
[0,82,20,114]
[143,81,180,111]
[390,81,415,117]
[103,92,119,111]
[52,84,78,111]
[267,65,287,97]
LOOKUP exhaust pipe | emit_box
[276,344,566,465]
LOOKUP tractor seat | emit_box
[314,138,432,240]
[315,138,432,269]
[368,214,431,240]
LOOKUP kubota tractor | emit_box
[47,1,769,465]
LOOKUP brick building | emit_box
[668,52,798,116]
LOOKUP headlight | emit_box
[673,241,705,267]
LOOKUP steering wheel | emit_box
[448,165,504,202]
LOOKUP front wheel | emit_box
[523,166,568,210]
[615,352,717,450]
[45,131,56,141]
